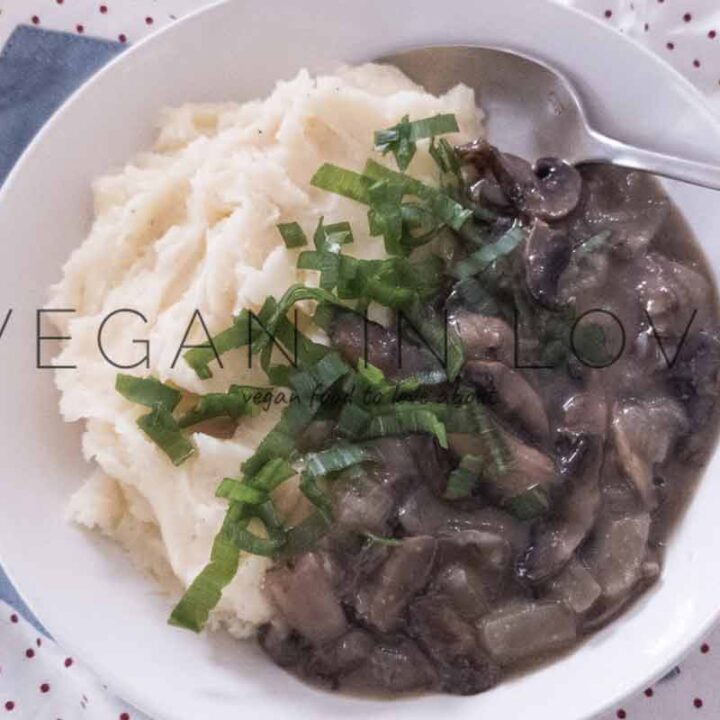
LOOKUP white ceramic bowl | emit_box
[1,1,720,718]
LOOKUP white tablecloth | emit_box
[1,1,720,718]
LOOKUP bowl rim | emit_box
[1,1,720,718]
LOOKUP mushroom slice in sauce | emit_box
[464,360,550,442]
[524,220,573,309]
[520,433,603,583]
[458,140,582,220]
[450,311,515,365]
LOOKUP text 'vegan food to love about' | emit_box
[49,63,720,696]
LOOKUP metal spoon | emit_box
[380,46,720,190]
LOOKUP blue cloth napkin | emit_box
[0,24,123,630]
[0,25,122,184]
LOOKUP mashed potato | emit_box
[48,63,482,637]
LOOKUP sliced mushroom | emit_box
[328,310,438,380]
[637,253,710,340]
[490,153,582,221]
[670,329,720,436]
[309,629,376,679]
[450,429,556,505]
[565,165,669,258]
[464,360,550,443]
[519,432,604,583]
[450,311,516,366]
[258,623,310,670]
[612,398,688,509]
[561,392,608,437]
[459,141,582,220]
[524,220,573,308]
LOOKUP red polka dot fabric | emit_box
[0,0,719,718]
[1,601,137,717]
[557,0,720,101]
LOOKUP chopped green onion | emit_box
[364,533,403,547]
[375,114,459,171]
[216,479,267,505]
[367,179,405,254]
[303,444,370,478]
[299,472,333,521]
[444,455,484,500]
[178,385,263,428]
[241,397,319,478]
[364,159,472,231]
[137,405,195,466]
[277,222,308,249]
[183,314,249,380]
[337,403,372,438]
[310,164,372,203]
[169,503,244,632]
[366,406,448,448]
[400,298,464,381]
[297,250,341,290]
[429,136,462,176]
[503,486,550,521]
[116,374,181,412]
[452,223,526,280]
[313,217,353,253]
[225,517,284,558]
[248,458,296,492]
[283,511,330,557]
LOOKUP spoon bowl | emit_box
[381,45,720,190]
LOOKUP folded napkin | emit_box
[0,25,122,185]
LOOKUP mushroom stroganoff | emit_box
[52,67,720,698]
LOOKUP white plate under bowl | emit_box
[1,1,720,719]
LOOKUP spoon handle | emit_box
[583,131,720,191]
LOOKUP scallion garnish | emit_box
[310,164,372,203]
[169,503,245,632]
[365,406,448,449]
[364,159,472,231]
[444,455,484,500]
[364,532,403,547]
[374,113,459,171]
[178,385,263,428]
[452,223,526,280]
[277,222,308,249]
[503,486,550,521]
[137,405,195,466]
[116,374,181,412]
